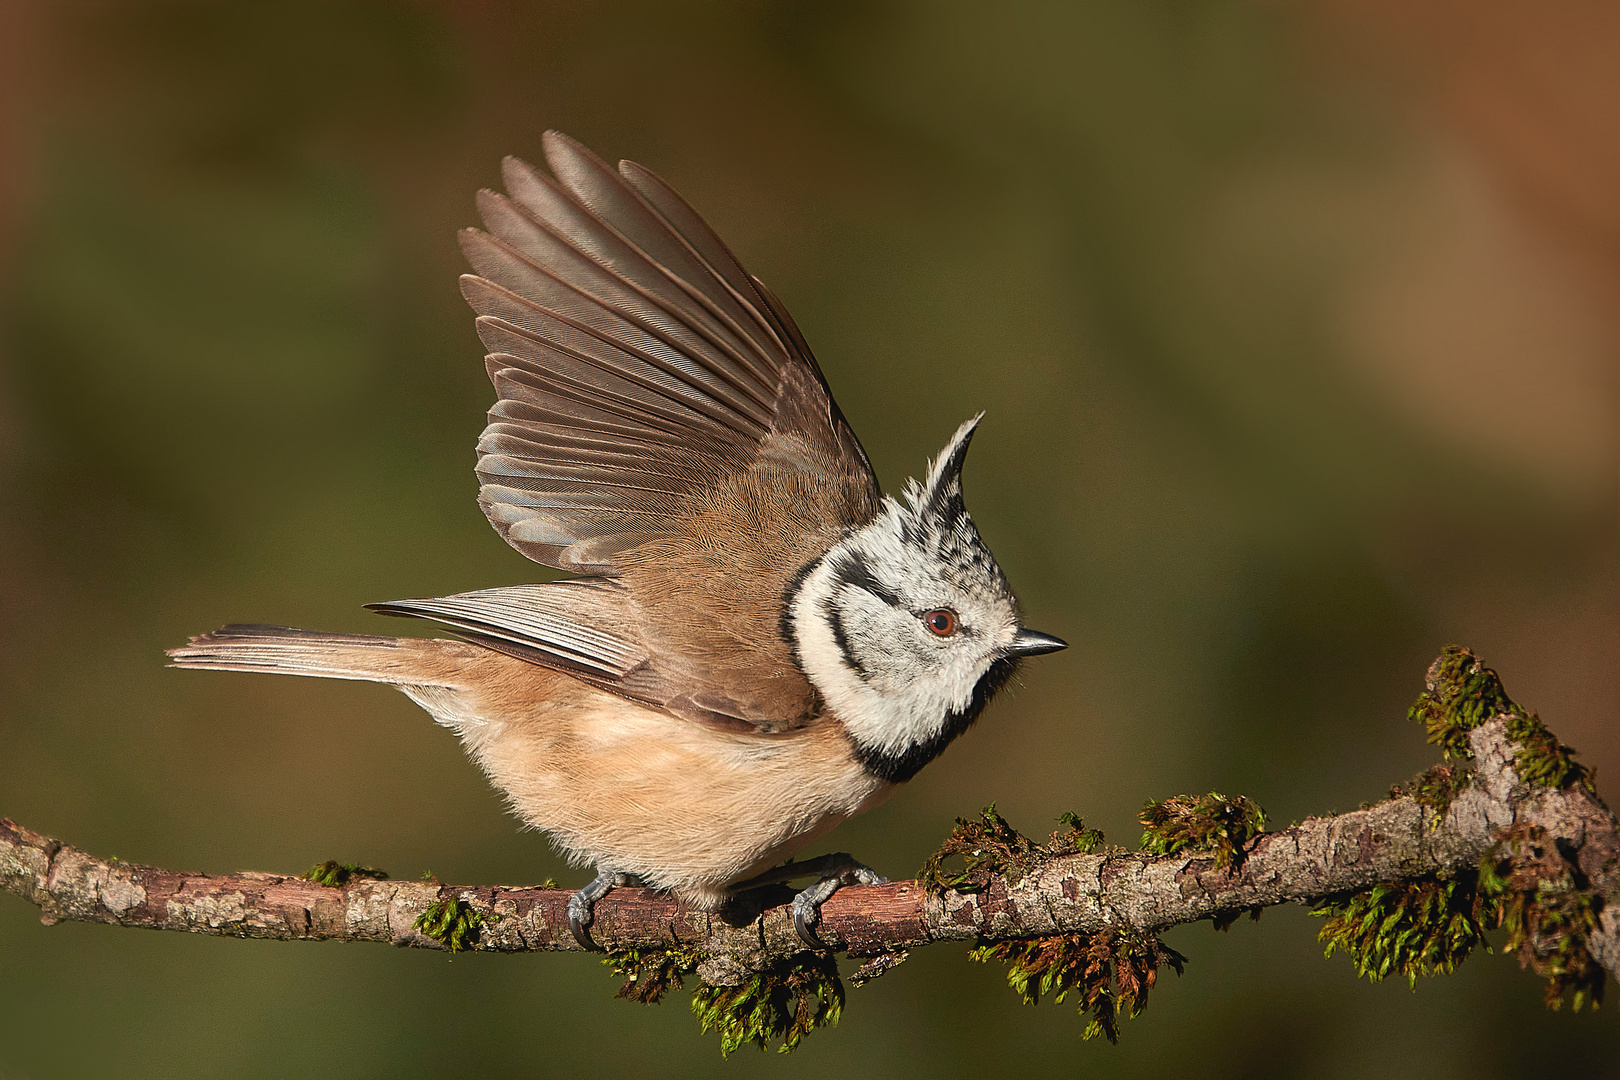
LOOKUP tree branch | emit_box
[3,720,1614,975]
[5,648,1618,1048]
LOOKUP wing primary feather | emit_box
[482,339,762,445]
[461,227,779,402]
[461,274,776,416]
[488,379,687,448]
[540,134,778,322]
[477,314,774,434]
[477,422,692,465]
[475,456,688,497]
[490,361,750,447]
[477,425,714,488]
[484,396,688,447]
[477,432,710,487]
[475,187,779,390]
[613,157,790,354]
[494,157,788,381]
[479,305,775,425]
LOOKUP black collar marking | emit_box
[823,594,869,680]
[850,656,1020,784]
[778,552,823,665]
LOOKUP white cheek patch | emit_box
[788,505,991,759]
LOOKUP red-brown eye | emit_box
[923,609,958,637]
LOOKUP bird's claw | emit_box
[792,895,824,949]
[788,861,889,950]
[566,870,642,952]
[567,893,598,952]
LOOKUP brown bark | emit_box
[4,719,1616,981]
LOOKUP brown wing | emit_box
[462,132,877,574]
[451,133,882,728]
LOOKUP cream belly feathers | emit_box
[411,655,894,907]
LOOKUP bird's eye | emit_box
[923,609,958,637]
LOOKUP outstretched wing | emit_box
[431,133,883,729]
[462,131,879,576]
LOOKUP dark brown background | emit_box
[2,1,1616,1076]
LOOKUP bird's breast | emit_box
[447,665,894,905]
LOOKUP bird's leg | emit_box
[567,870,645,952]
[733,853,889,949]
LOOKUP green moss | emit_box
[608,948,852,1054]
[607,947,853,1054]
[1389,764,1471,819]
[1410,645,1521,758]
[1503,885,1604,1012]
[1139,793,1267,870]
[1409,647,1592,790]
[603,945,703,1005]
[1312,872,1498,988]
[691,952,844,1055]
[1502,711,1594,792]
[1053,811,1107,855]
[1490,824,1606,1012]
[302,860,389,888]
[1316,824,1606,1010]
[919,805,1032,893]
[919,807,1104,894]
[970,929,1186,1044]
[413,897,482,953]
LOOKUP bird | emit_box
[168,131,1067,950]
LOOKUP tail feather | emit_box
[167,624,470,687]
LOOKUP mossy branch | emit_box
[3,647,1617,1050]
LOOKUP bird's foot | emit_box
[733,852,888,950]
[567,870,645,951]
[791,857,887,949]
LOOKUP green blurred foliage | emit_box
[2,1,1615,1076]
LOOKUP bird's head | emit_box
[785,416,1066,782]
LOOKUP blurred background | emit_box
[1,1,1616,1076]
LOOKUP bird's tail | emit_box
[166,624,471,687]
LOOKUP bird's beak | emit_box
[1007,628,1068,656]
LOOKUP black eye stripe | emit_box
[831,554,902,607]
